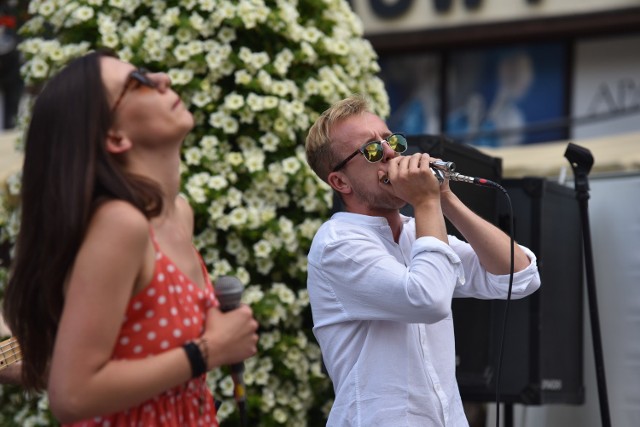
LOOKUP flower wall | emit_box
[0,0,389,425]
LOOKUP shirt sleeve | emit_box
[448,235,541,299]
[309,232,465,325]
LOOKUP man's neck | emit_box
[346,206,404,243]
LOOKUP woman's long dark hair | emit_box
[3,50,163,391]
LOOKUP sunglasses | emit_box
[332,133,408,172]
[111,68,157,113]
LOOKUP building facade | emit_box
[352,0,640,148]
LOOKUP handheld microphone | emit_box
[214,276,247,423]
[429,160,456,173]
[381,159,501,189]
[429,160,501,188]
[429,160,456,183]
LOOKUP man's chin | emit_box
[375,198,407,211]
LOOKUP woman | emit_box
[2,50,259,426]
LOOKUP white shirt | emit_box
[307,212,541,427]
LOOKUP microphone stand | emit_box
[564,143,611,427]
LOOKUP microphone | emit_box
[381,159,501,189]
[429,160,501,188]
[214,276,247,424]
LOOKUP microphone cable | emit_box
[439,165,516,427]
[491,183,515,427]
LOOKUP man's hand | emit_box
[382,153,441,207]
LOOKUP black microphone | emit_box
[214,276,247,424]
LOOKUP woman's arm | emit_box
[47,200,196,422]
[47,199,258,423]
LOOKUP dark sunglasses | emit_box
[111,68,157,113]
[332,133,408,172]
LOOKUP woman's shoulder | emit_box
[175,193,194,224]
[89,200,150,240]
[175,193,193,213]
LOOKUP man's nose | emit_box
[381,140,399,162]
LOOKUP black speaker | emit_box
[456,177,585,405]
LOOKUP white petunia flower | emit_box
[228,207,248,226]
[198,0,216,12]
[256,258,274,276]
[184,147,202,165]
[244,149,265,173]
[101,32,119,48]
[199,135,219,149]
[263,95,278,110]
[191,91,212,108]
[246,93,264,111]
[253,239,272,259]
[37,1,55,16]
[218,26,236,43]
[207,175,228,191]
[29,57,49,79]
[259,132,280,152]
[282,157,301,174]
[225,152,243,167]
[226,187,243,207]
[222,116,239,134]
[208,111,224,128]
[273,407,288,423]
[72,6,95,22]
[234,69,252,85]
[243,285,265,305]
[219,375,234,397]
[186,184,207,204]
[108,0,126,9]
[207,203,224,220]
[224,92,244,110]
[167,69,193,85]
[173,44,191,62]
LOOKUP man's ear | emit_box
[327,171,352,195]
[105,131,132,154]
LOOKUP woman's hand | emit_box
[201,305,259,369]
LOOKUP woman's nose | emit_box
[150,72,172,92]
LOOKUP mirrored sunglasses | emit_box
[332,133,408,172]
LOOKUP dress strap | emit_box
[148,226,161,251]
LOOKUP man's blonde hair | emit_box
[305,94,371,183]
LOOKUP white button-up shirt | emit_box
[307,212,541,427]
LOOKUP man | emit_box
[304,94,541,426]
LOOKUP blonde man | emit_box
[305,95,541,426]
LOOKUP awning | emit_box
[478,131,640,179]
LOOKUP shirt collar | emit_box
[330,212,412,238]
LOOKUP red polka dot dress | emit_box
[64,230,220,427]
